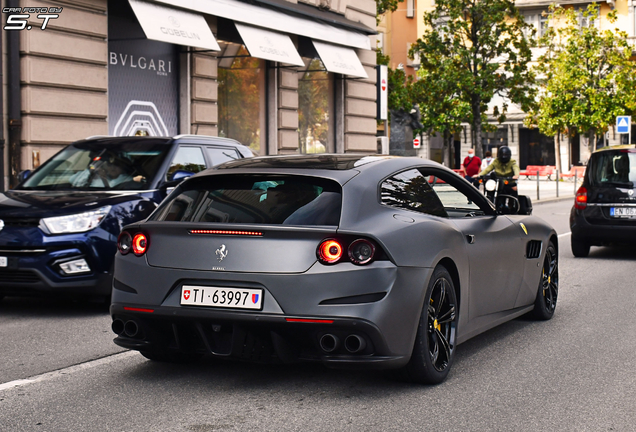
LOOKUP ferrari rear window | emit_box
[152,175,342,226]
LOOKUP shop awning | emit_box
[128,0,221,51]
[153,0,371,50]
[234,23,304,66]
[312,41,368,78]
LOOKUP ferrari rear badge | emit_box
[215,244,229,262]
[520,223,528,235]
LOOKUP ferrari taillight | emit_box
[575,186,587,210]
[318,237,378,265]
[132,233,148,256]
[317,239,343,264]
[117,231,132,255]
[348,239,376,265]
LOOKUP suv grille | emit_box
[0,269,41,283]
[2,217,41,227]
[526,240,542,259]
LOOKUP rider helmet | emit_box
[497,146,511,163]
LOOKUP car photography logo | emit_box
[2,6,62,31]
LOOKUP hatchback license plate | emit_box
[0,257,6,267]
[180,285,263,310]
[610,207,636,217]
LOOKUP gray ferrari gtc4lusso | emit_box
[110,154,558,384]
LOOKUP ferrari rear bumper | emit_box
[110,303,410,368]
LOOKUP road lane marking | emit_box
[0,351,137,392]
[557,232,571,238]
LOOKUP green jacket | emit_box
[479,159,520,178]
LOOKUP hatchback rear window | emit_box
[588,151,636,188]
[151,175,342,226]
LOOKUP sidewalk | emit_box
[517,178,578,202]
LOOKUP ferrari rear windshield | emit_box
[152,175,342,226]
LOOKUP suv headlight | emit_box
[40,206,111,234]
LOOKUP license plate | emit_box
[0,257,6,267]
[610,207,636,217]
[180,285,263,310]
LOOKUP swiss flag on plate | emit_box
[183,290,190,300]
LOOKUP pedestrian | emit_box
[461,148,481,186]
[481,151,494,171]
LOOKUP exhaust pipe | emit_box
[124,320,139,338]
[111,319,125,335]
[344,335,366,353]
[319,334,340,353]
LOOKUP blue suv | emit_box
[0,135,253,301]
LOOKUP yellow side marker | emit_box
[520,223,528,235]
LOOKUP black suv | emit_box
[570,145,636,257]
[0,135,252,301]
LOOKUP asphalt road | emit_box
[2,198,636,431]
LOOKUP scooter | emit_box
[477,172,531,215]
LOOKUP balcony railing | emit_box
[628,37,636,53]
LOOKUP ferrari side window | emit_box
[380,169,447,217]
[427,176,484,218]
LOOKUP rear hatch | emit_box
[143,174,342,273]
[585,148,636,225]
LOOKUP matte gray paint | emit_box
[112,156,557,366]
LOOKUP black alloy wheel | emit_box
[400,265,457,384]
[532,241,558,320]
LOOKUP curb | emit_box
[532,195,574,204]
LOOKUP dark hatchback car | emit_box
[570,144,636,257]
[0,135,252,301]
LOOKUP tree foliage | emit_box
[526,5,636,153]
[410,0,536,158]
[376,0,404,19]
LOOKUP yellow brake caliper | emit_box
[431,298,441,331]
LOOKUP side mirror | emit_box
[495,195,521,215]
[517,195,533,215]
[160,170,195,194]
[18,170,32,183]
[169,170,194,182]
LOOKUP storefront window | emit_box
[218,46,265,155]
[481,127,508,155]
[298,59,333,154]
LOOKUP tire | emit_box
[532,241,558,320]
[571,235,590,257]
[398,265,458,384]
[140,350,203,364]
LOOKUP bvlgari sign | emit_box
[108,40,179,136]
[128,0,220,51]
[109,52,173,76]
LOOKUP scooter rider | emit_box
[473,146,520,196]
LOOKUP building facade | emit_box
[1,0,378,189]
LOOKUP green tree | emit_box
[376,0,404,19]
[415,59,471,167]
[526,5,636,164]
[410,0,536,158]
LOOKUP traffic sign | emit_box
[616,116,631,134]
[413,137,420,148]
